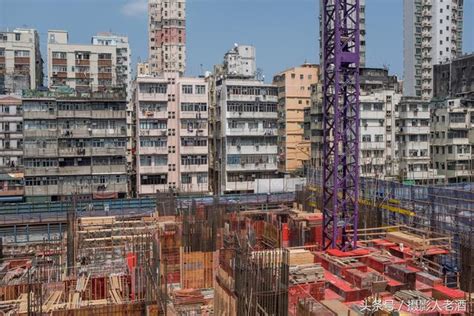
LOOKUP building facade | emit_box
[307,68,402,179]
[0,95,24,203]
[0,28,43,94]
[47,30,131,94]
[135,74,209,196]
[22,91,128,202]
[396,97,443,184]
[273,64,318,174]
[433,53,474,99]
[403,0,464,99]
[319,0,366,67]
[431,98,473,183]
[148,0,186,75]
[210,78,279,194]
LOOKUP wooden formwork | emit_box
[180,248,214,289]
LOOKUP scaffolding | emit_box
[306,167,474,290]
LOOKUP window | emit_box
[182,85,193,94]
[291,74,295,79]
[195,85,206,94]
[15,33,20,41]
[300,74,304,80]
[362,135,371,142]
[181,174,192,184]
[14,50,30,57]
[374,135,383,142]
[197,173,208,184]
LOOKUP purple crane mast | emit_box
[322,0,360,250]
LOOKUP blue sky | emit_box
[0,0,472,81]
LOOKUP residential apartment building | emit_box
[223,45,257,78]
[210,78,279,194]
[0,95,24,203]
[306,68,402,179]
[148,0,186,75]
[273,64,318,174]
[431,98,473,183]
[22,90,128,202]
[0,28,43,94]
[433,53,474,99]
[47,30,131,94]
[396,97,443,184]
[135,74,209,196]
[319,0,366,67]
[403,0,464,99]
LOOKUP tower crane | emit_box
[322,0,361,251]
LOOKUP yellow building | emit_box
[273,64,319,173]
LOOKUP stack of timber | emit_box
[288,249,314,266]
[385,231,428,250]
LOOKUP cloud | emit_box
[121,0,147,17]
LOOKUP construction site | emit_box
[0,180,471,315]
[0,0,473,315]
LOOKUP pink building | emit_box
[135,73,209,195]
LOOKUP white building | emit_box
[210,78,279,194]
[223,45,257,79]
[92,32,132,101]
[403,0,464,99]
[307,68,401,179]
[319,0,366,67]
[396,97,443,184]
[0,95,22,171]
[0,28,43,94]
[135,73,209,196]
[47,30,131,94]
[431,98,473,183]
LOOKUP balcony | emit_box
[398,111,430,119]
[227,145,278,155]
[139,165,169,174]
[24,129,57,138]
[180,111,209,119]
[360,142,385,150]
[14,57,30,65]
[91,147,126,156]
[138,147,168,155]
[24,147,58,157]
[226,128,278,137]
[90,128,127,138]
[57,110,92,118]
[138,110,168,120]
[92,165,126,174]
[24,167,59,177]
[180,146,208,155]
[98,59,112,66]
[75,59,90,66]
[227,94,278,103]
[0,187,24,197]
[360,111,385,120]
[446,169,472,178]
[445,138,469,145]
[23,111,56,120]
[226,111,278,120]
[422,29,432,38]
[226,162,278,172]
[98,73,112,80]
[52,58,67,65]
[94,110,126,119]
[180,129,207,137]
[181,164,208,173]
[139,129,168,137]
[60,165,92,175]
[58,147,91,157]
[138,92,168,102]
[448,122,469,130]
[446,152,471,161]
[398,126,430,134]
